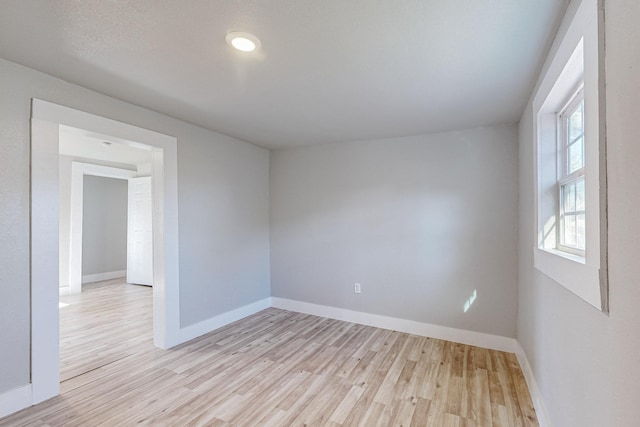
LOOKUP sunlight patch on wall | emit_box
[463,289,477,313]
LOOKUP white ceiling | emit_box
[0,1,567,149]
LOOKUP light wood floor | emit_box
[59,279,154,383]
[1,280,538,426]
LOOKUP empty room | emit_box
[0,0,638,426]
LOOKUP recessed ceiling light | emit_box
[225,31,261,52]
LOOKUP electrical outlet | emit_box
[354,283,361,294]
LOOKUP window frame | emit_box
[531,0,608,313]
[556,88,586,256]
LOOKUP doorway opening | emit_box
[60,129,155,296]
[30,99,180,404]
[58,132,154,381]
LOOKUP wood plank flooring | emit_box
[59,279,154,383]
[1,280,538,426]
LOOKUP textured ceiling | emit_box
[0,1,567,149]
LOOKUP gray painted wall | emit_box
[517,0,640,425]
[177,121,271,326]
[0,57,270,394]
[270,125,519,338]
[82,175,128,277]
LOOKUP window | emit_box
[557,89,585,255]
[532,0,607,312]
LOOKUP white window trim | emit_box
[532,0,608,312]
[557,89,586,256]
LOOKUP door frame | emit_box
[68,162,137,295]
[31,99,181,404]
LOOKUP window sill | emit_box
[542,247,585,264]
[534,247,603,311]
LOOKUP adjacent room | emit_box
[57,128,156,382]
[0,0,639,426]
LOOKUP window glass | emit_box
[577,213,586,249]
[566,100,585,174]
[568,137,584,173]
[560,177,585,251]
[563,182,576,212]
[576,179,585,210]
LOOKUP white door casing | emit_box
[31,99,181,407]
[127,176,153,285]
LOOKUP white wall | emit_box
[81,175,128,277]
[271,125,519,337]
[0,57,270,394]
[517,0,640,425]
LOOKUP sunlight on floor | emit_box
[59,301,69,308]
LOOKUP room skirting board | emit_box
[81,270,126,284]
[82,270,127,285]
[60,270,127,294]
[177,297,272,344]
[0,384,32,419]
[271,297,517,353]
[515,342,551,427]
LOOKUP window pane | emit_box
[568,137,584,173]
[556,93,586,254]
[576,179,585,211]
[563,182,576,212]
[568,101,584,141]
[564,214,577,246]
[577,213,586,250]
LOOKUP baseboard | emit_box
[0,384,32,419]
[178,297,271,344]
[270,297,518,353]
[81,270,126,284]
[59,286,69,296]
[515,342,552,427]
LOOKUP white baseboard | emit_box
[59,286,69,296]
[0,384,32,419]
[270,297,518,353]
[515,342,551,427]
[178,297,271,344]
[82,270,126,284]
